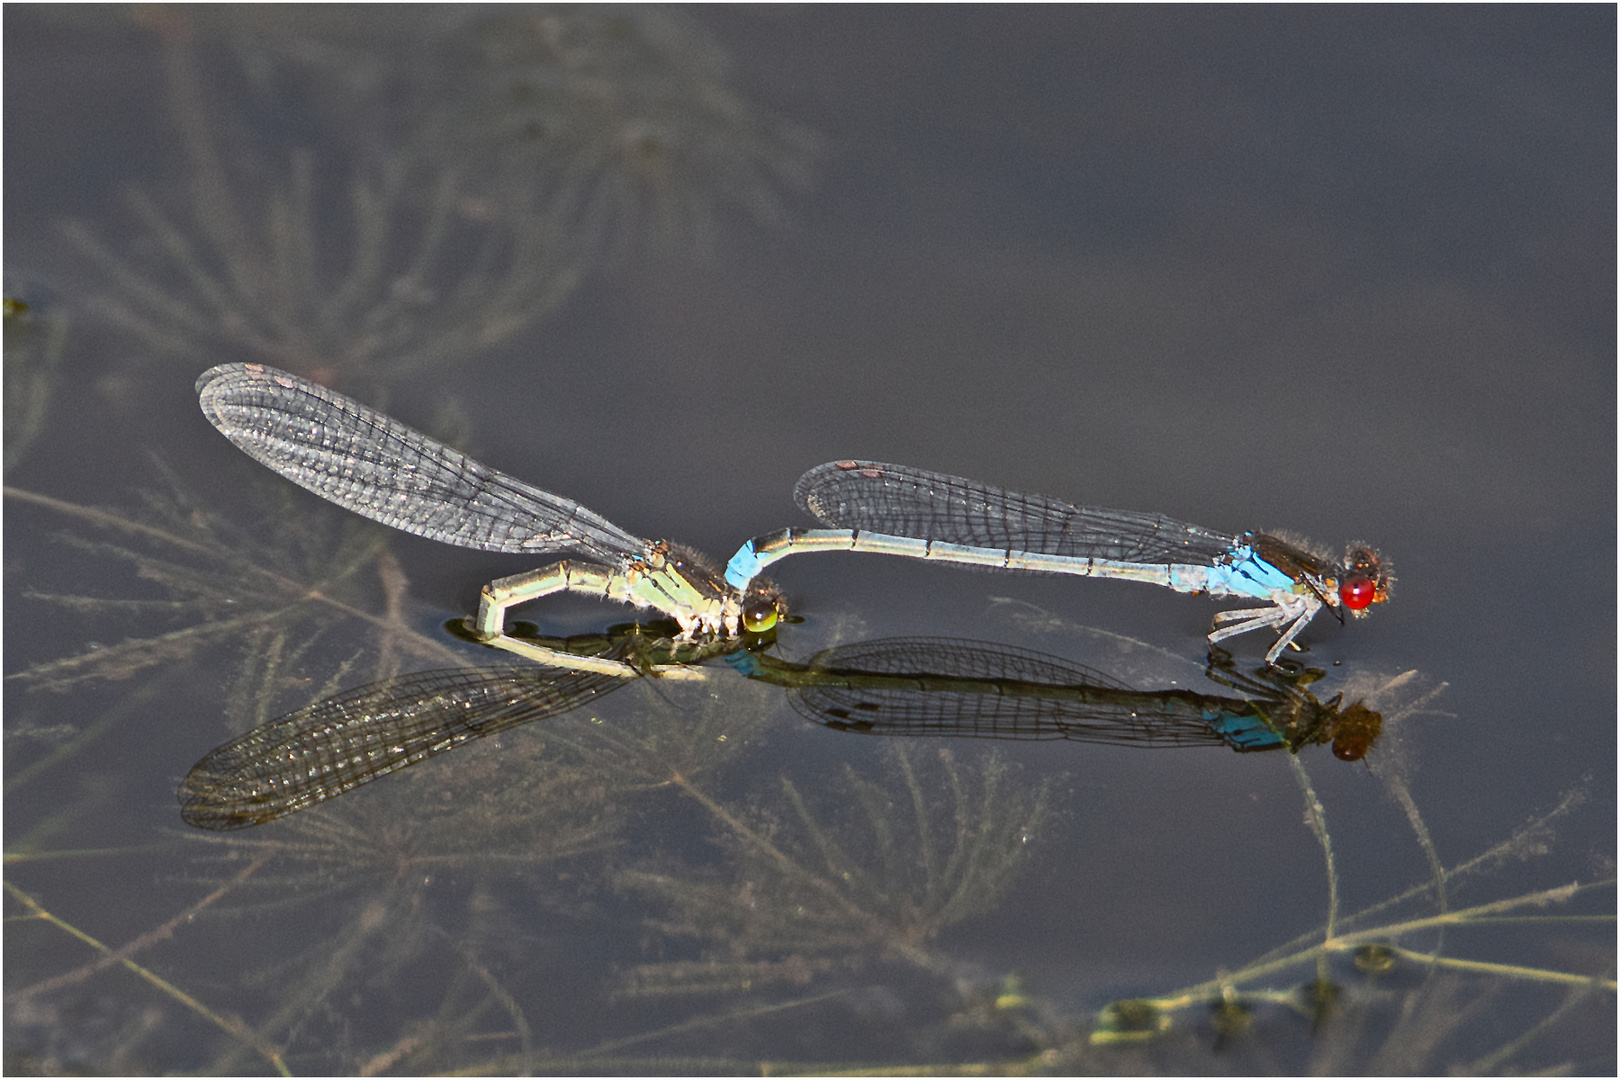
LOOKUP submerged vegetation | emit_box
[617,745,1053,992]
[58,6,814,391]
[3,295,68,475]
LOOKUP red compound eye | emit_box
[1339,577,1378,610]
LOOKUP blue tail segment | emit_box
[725,541,764,591]
[1204,709,1286,751]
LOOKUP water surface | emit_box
[5,7,1613,1073]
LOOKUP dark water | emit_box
[5,7,1613,1074]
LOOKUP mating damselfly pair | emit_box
[181,363,1392,828]
[195,363,1389,670]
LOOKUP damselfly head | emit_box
[741,579,787,633]
[1337,546,1391,616]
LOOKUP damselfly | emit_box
[726,460,1390,664]
[197,363,785,676]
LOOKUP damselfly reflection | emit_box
[178,621,749,830]
[731,639,1380,761]
[180,626,1380,830]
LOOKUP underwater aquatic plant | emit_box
[7,462,434,696]
[63,146,582,391]
[62,7,815,392]
[617,744,1054,993]
[427,8,819,259]
[3,295,69,475]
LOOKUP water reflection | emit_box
[175,621,766,830]
[737,638,1383,761]
[176,623,1385,832]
